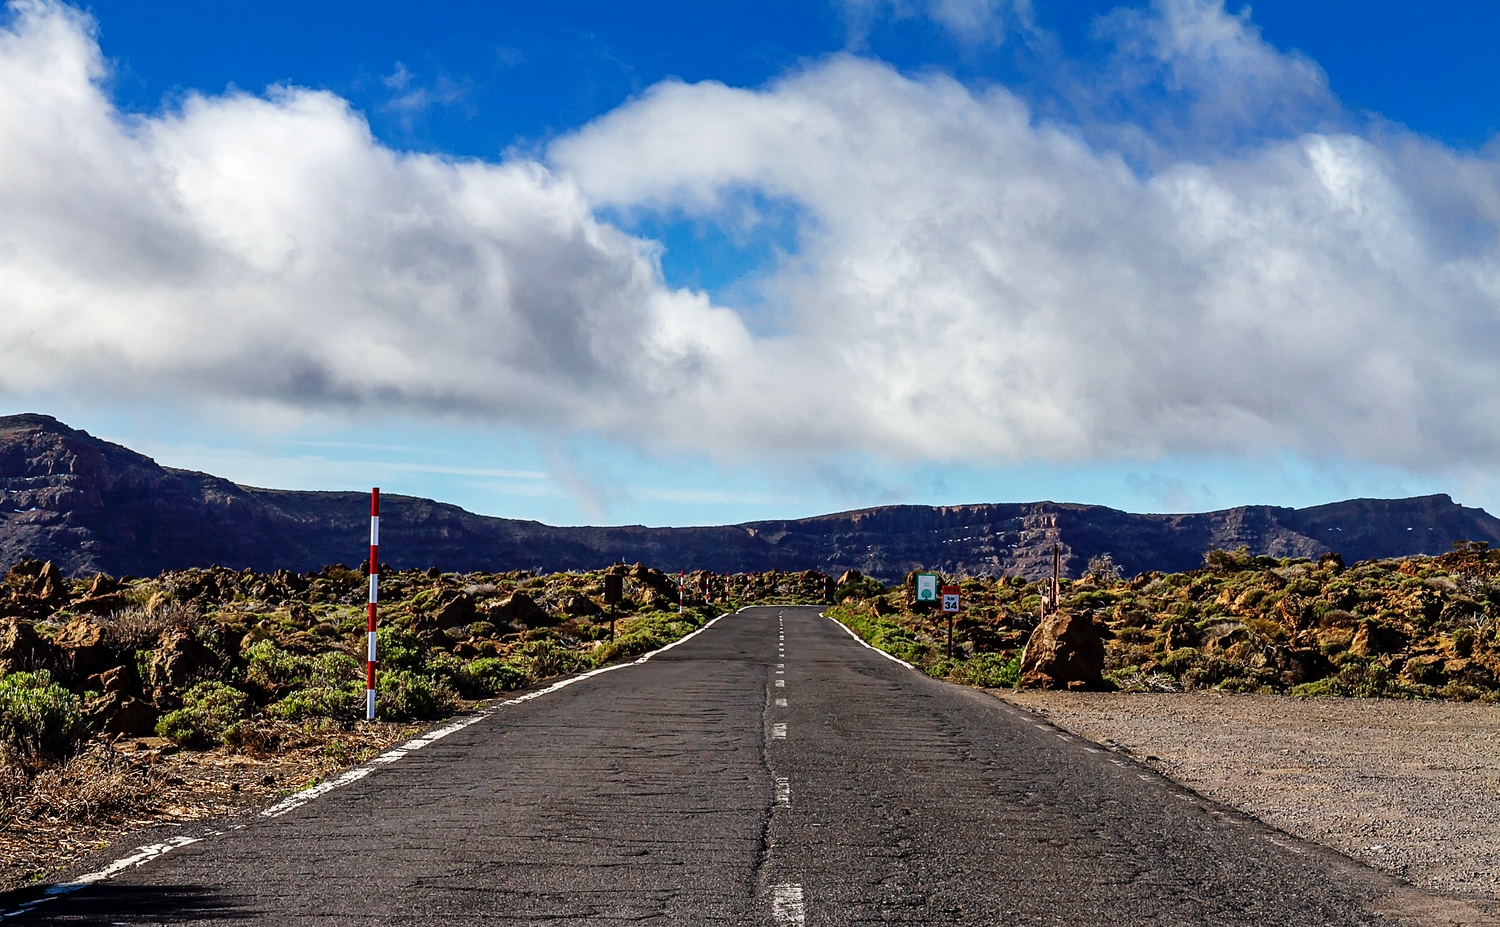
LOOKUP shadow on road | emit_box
[0,884,254,924]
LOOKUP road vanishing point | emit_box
[6,606,1488,925]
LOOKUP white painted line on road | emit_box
[772,883,805,926]
[775,777,791,807]
[0,835,202,921]
[772,722,787,739]
[822,613,915,668]
[775,679,785,687]
[776,698,787,706]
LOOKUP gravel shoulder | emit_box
[998,691,1500,905]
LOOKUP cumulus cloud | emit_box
[552,3,1500,468]
[4,0,1500,475]
[0,0,747,436]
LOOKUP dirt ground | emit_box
[0,722,418,891]
[999,691,1500,904]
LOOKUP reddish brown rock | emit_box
[55,617,114,677]
[0,617,57,674]
[1018,611,1105,690]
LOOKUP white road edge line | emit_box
[12,607,744,920]
[822,612,916,669]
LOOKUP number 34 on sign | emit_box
[941,585,960,613]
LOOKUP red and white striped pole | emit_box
[366,488,380,722]
[678,570,684,616]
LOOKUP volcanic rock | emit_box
[560,595,601,617]
[487,592,551,629]
[1018,611,1105,691]
[55,617,113,677]
[0,618,57,674]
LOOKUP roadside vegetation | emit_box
[828,543,1500,700]
[0,559,831,887]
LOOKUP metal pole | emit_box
[366,488,380,722]
[1052,542,1060,611]
[679,570,684,616]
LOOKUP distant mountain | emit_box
[3,414,1498,582]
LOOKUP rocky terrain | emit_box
[0,557,830,888]
[5,413,1499,582]
[826,543,1500,700]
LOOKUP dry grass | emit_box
[0,722,416,890]
[93,602,198,650]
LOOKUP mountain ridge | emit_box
[3,413,1498,582]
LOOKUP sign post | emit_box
[604,573,623,641]
[941,584,960,660]
[366,488,379,722]
[915,573,938,604]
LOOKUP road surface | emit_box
[4,606,1483,925]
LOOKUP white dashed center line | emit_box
[775,679,785,687]
[772,883,805,926]
[775,777,791,807]
[775,698,787,707]
[772,722,787,739]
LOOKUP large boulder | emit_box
[1018,611,1104,691]
[142,628,218,694]
[1349,622,1409,658]
[55,617,115,678]
[487,592,552,629]
[69,593,131,617]
[433,593,477,630]
[0,618,58,674]
[560,595,601,617]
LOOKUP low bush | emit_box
[592,611,701,664]
[0,671,88,761]
[948,652,1023,688]
[452,657,529,698]
[156,681,250,748]
[376,670,457,721]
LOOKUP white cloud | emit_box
[551,9,1500,468]
[0,0,748,438]
[5,0,1500,479]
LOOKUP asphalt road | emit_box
[7,606,1485,925]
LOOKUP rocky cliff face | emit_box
[4,414,1498,582]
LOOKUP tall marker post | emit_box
[366,488,380,722]
[941,584,961,659]
[678,570,684,616]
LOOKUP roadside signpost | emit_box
[915,573,938,603]
[366,488,379,722]
[604,573,623,641]
[941,583,960,659]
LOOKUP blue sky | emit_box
[4,0,1500,525]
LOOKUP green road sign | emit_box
[915,573,938,601]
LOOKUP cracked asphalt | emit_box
[6,606,1487,925]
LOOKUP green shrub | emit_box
[156,681,250,748]
[0,671,88,760]
[516,639,596,678]
[591,611,700,664]
[268,683,363,722]
[948,652,1023,688]
[375,626,427,673]
[454,658,529,698]
[376,670,457,721]
[242,640,308,695]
